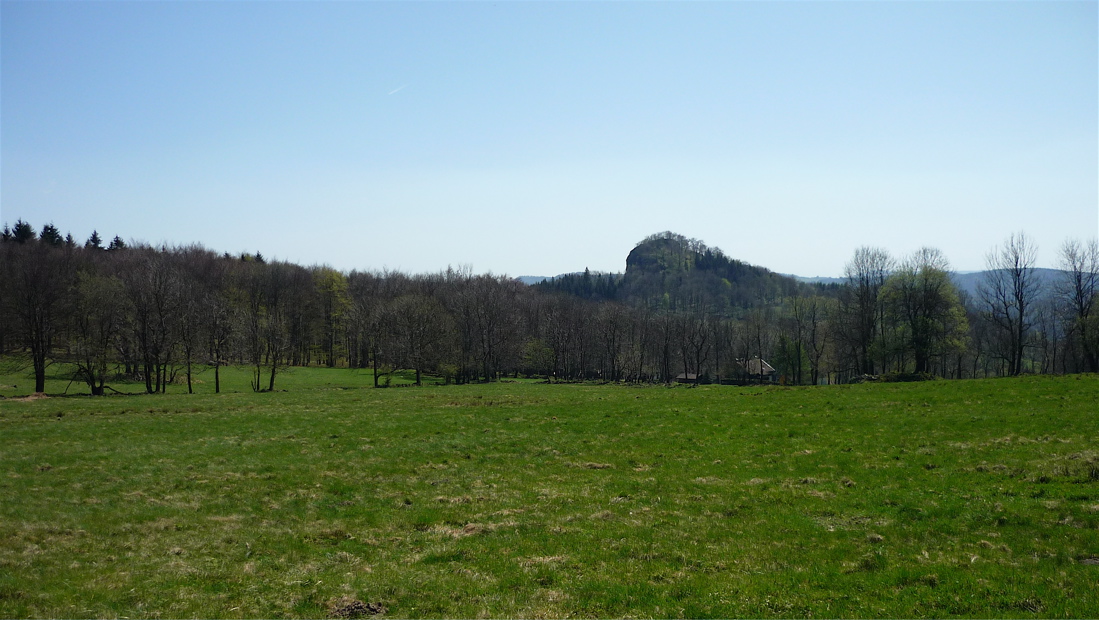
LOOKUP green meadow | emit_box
[1,369,1097,618]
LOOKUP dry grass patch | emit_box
[580,462,614,470]
[433,495,473,504]
[429,521,516,539]
[519,555,568,567]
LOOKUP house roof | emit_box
[741,357,775,375]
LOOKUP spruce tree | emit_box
[85,230,104,249]
[12,220,36,243]
[40,223,63,246]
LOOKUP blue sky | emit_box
[2,1,1095,277]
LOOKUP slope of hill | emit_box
[950,268,1066,299]
[535,232,810,311]
[620,232,804,309]
[786,269,1072,300]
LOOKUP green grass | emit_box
[0,362,439,398]
[1,372,1097,618]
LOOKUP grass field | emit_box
[0,363,432,399]
[1,368,1097,618]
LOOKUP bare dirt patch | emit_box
[328,596,387,618]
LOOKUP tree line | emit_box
[2,221,1096,395]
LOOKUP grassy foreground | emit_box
[1,373,1097,618]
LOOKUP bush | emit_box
[881,372,936,383]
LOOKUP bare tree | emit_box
[801,296,834,386]
[206,287,234,393]
[71,269,125,395]
[838,247,892,375]
[237,259,295,392]
[347,270,397,384]
[389,294,454,385]
[468,276,520,381]
[980,233,1040,376]
[118,247,185,393]
[596,302,629,381]
[314,266,350,368]
[653,311,677,383]
[1,240,74,392]
[708,315,733,385]
[262,262,302,391]
[195,257,235,394]
[744,307,774,384]
[676,307,711,383]
[1058,238,1099,372]
[174,247,217,394]
[786,295,814,385]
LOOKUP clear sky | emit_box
[2,1,1096,277]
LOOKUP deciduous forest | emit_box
[2,222,1097,395]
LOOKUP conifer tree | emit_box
[12,220,36,243]
[40,223,64,246]
[85,230,104,249]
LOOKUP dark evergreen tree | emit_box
[107,235,127,251]
[12,220,36,243]
[85,230,104,250]
[40,223,64,246]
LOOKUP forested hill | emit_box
[535,231,812,313]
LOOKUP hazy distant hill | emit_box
[787,269,1070,300]
[516,275,553,285]
[950,268,1066,299]
[786,275,845,285]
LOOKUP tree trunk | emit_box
[144,361,154,394]
[372,345,380,387]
